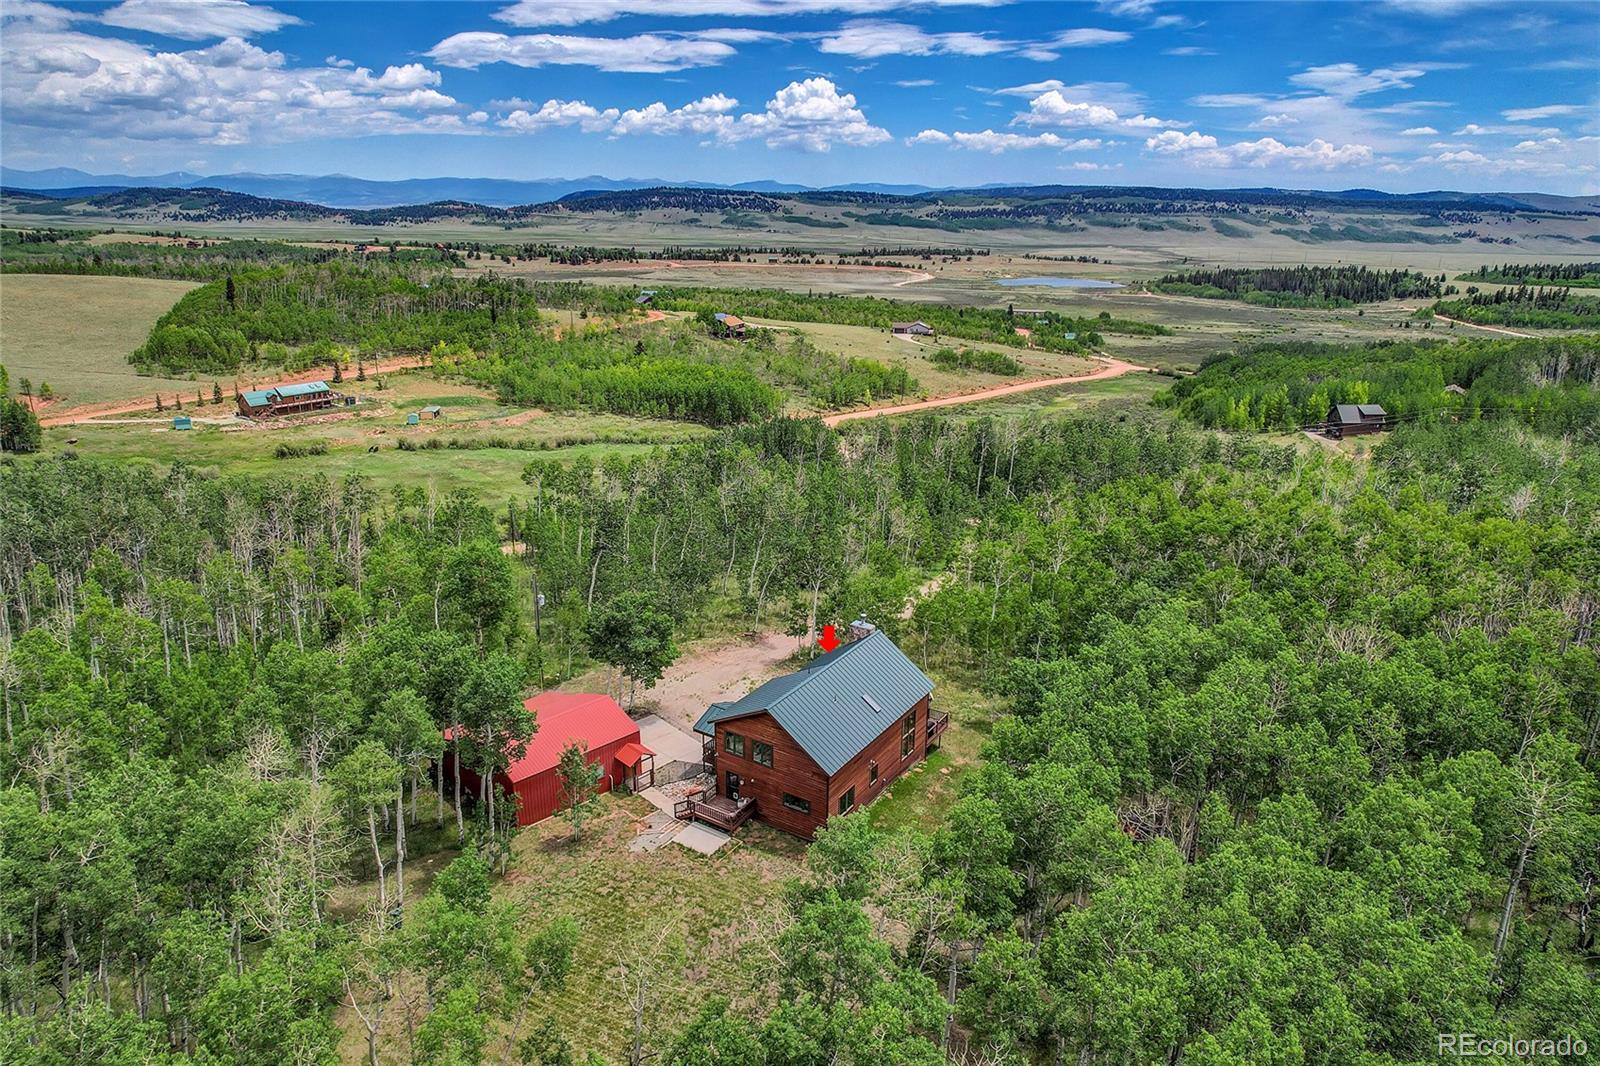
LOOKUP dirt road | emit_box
[821,357,1148,426]
[626,631,797,736]
[39,354,428,426]
[1430,314,1535,339]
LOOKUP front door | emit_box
[725,771,741,801]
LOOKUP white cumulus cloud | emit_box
[1146,129,1374,170]
[428,31,736,73]
[101,0,300,40]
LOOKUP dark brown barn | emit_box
[687,623,946,839]
[1326,402,1388,438]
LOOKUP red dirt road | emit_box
[39,354,428,426]
[821,356,1149,426]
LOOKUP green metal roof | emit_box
[693,630,933,775]
[275,381,329,398]
[240,390,273,407]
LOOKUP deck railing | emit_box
[673,792,756,832]
[927,712,951,748]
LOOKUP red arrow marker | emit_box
[818,624,840,652]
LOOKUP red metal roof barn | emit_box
[447,692,655,826]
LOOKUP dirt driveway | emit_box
[821,356,1148,426]
[633,631,797,735]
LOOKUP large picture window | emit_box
[838,787,856,815]
[753,741,773,767]
[724,731,745,757]
[901,708,917,758]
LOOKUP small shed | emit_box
[406,412,420,426]
[1326,403,1388,438]
[421,405,443,420]
[634,290,656,306]
[1444,384,1468,396]
[172,416,192,430]
[891,321,935,336]
[446,693,653,826]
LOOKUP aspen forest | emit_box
[4,389,1598,1062]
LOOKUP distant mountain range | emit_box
[5,172,1598,233]
[0,167,943,209]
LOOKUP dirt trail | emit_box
[616,631,797,737]
[40,354,429,426]
[1430,314,1535,339]
[821,357,1148,426]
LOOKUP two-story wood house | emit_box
[687,624,946,839]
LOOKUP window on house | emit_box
[724,731,745,757]
[753,741,773,768]
[901,708,917,758]
[869,761,879,785]
[838,787,856,815]
[783,793,811,814]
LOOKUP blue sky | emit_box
[3,0,1596,193]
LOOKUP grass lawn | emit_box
[0,273,202,404]
[866,672,1002,834]
[495,796,803,1060]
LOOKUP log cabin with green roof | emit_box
[687,621,947,838]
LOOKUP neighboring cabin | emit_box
[713,311,747,338]
[445,692,655,827]
[688,622,947,839]
[1325,402,1389,437]
[237,380,335,419]
[891,320,935,336]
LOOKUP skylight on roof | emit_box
[862,693,882,713]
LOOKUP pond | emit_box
[996,276,1123,289]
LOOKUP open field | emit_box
[0,273,201,403]
[753,317,1098,403]
[39,373,714,500]
[10,194,1599,270]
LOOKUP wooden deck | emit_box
[927,712,950,749]
[673,792,756,832]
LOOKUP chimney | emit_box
[848,617,876,643]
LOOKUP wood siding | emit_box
[711,694,930,840]
[711,712,829,838]
[827,693,929,820]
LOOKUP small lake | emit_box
[996,276,1123,289]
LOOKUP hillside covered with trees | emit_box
[1152,265,1447,307]
[1432,286,1600,329]
[6,398,1598,1062]
[1159,334,1600,433]
[1459,262,1600,287]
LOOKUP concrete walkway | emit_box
[633,780,737,854]
[637,714,704,764]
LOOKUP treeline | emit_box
[1459,262,1600,287]
[1,231,457,282]
[1153,265,1448,307]
[626,284,1169,351]
[1158,334,1600,433]
[131,263,539,372]
[1433,285,1600,329]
